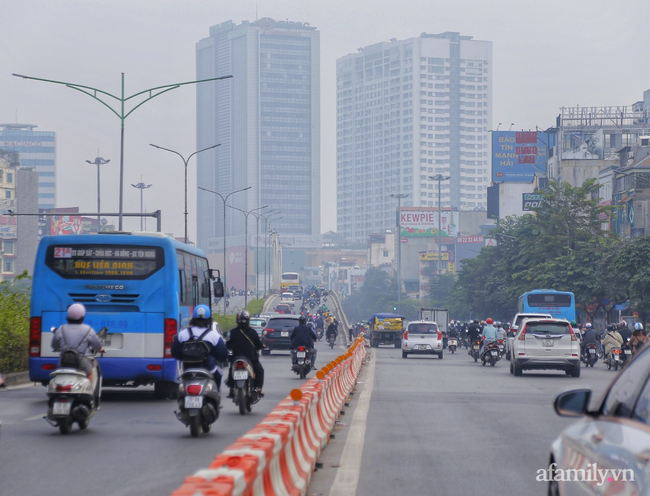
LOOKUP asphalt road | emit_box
[0,336,349,496]
[308,344,615,496]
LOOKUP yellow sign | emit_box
[448,262,456,274]
[418,252,449,261]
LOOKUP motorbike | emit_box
[621,343,633,367]
[497,339,506,357]
[316,328,324,341]
[175,367,221,437]
[481,340,501,367]
[448,337,458,354]
[45,327,107,435]
[605,347,623,371]
[582,343,598,367]
[470,338,482,362]
[292,346,313,379]
[230,356,260,415]
[327,335,336,349]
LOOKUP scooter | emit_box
[175,367,221,437]
[497,339,506,357]
[481,340,501,367]
[292,346,312,379]
[448,337,458,354]
[45,327,107,435]
[230,356,260,415]
[605,347,622,371]
[327,335,336,349]
[582,343,598,368]
[470,339,482,363]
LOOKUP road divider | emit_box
[171,335,367,496]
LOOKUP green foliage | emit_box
[342,267,397,323]
[213,298,265,334]
[0,273,32,373]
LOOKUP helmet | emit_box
[193,304,211,320]
[299,315,307,324]
[236,310,250,324]
[486,318,493,324]
[66,303,86,321]
[570,321,577,328]
[621,320,628,327]
[635,322,644,331]
[585,323,592,329]
[480,320,486,325]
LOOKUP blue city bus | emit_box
[517,289,576,322]
[29,233,217,396]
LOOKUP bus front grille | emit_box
[69,293,140,303]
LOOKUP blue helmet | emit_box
[193,304,211,320]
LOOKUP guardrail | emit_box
[171,335,367,496]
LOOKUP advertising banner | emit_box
[561,129,604,160]
[522,193,543,211]
[418,252,450,261]
[50,216,83,235]
[399,208,459,237]
[492,131,549,182]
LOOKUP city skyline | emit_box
[1,0,648,242]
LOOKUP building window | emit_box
[6,173,12,184]
[5,190,10,199]
[383,250,389,257]
[3,259,13,273]
[3,241,13,255]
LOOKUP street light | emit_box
[250,208,274,299]
[85,156,110,226]
[389,193,409,302]
[261,211,282,295]
[150,143,221,243]
[198,185,251,314]
[429,175,451,275]
[268,217,283,293]
[227,204,268,307]
[13,72,233,230]
[131,180,152,231]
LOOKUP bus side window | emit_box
[192,276,199,306]
[176,251,187,304]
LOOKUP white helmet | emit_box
[585,323,592,329]
[66,303,86,321]
[635,322,644,331]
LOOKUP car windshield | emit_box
[526,322,571,335]
[408,323,438,334]
[282,293,293,298]
[515,314,550,328]
[250,319,265,327]
[268,318,299,329]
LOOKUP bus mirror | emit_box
[213,280,225,298]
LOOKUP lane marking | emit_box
[329,352,376,496]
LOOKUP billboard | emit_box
[561,129,604,160]
[522,193,543,211]
[50,216,83,235]
[492,131,549,182]
[399,208,459,237]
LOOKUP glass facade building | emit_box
[0,124,56,210]
[336,32,492,244]
[195,18,320,254]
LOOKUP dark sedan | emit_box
[262,315,300,355]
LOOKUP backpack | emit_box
[181,328,212,363]
[57,325,91,369]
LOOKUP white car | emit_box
[506,312,553,360]
[280,292,295,307]
[510,318,580,377]
[402,321,443,359]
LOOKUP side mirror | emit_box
[50,326,57,333]
[213,280,225,298]
[554,389,592,417]
[98,327,108,338]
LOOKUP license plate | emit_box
[614,355,620,361]
[233,370,248,380]
[589,349,596,354]
[449,340,457,346]
[418,345,429,350]
[281,331,289,337]
[542,339,554,347]
[184,396,203,409]
[100,335,111,347]
[490,351,498,356]
[625,350,631,355]
[297,351,306,358]
[473,346,479,350]
[53,401,70,415]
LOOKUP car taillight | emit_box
[264,328,274,334]
[569,327,577,342]
[56,385,72,392]
[234,360,247,370]
[403,330,408,340]
[29,317,42,357]
[164,318,177,358]
[42,364,56,371]
[517,328,526,341]
[187,384,202,396]
[437,331,442,340]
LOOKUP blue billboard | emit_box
[491,131,550,182]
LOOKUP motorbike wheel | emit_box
[299,365,306,380]
[451,347,455,354]
[474,354,478,363]
[614,363,619,371]
[78,417,89,430]
[490,359,496,367]
[190,415,201,437]
[238,388,247,416]
[481,358,486,366]
[59,417,73,435]
[201,419,211,433]
[607,362,611,370]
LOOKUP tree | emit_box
[342,267,397,323]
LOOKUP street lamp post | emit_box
[389,193,409,302]
[268,217,283,293]
[131,180,152,231]
[261,211,281,296]
[13,72,233,230]
[85,156,110,227]
[149,143,221,244]
[198,186,251,314]
[429,175,451,275]
[227,204,268,307]
[250,208,274,299]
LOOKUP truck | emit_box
[367,313,406,348]
[420,308,449,346]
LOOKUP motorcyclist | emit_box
[171,304,228,389]
[618,321,632,344]
[326,317,338,343]
[480,318,498,355]
[495,322,507,342]
[467,319,481,355]
[631,323,649,355]
[51,303,104,388]
[580,323,598,357]
[290,315,318,370]
[602,324,624,358]
[226,310,265,398]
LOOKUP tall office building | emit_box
[0,124,56,210]
[336,32,492,244]
[196,18,320,254]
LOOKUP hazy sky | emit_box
[2,0,649,241]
